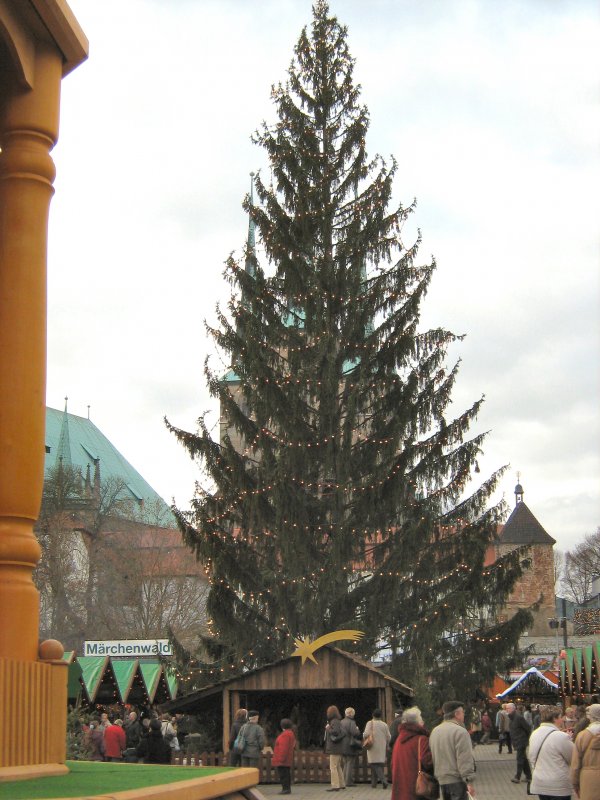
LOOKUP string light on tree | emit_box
[165,0,532,698]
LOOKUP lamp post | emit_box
[548,617,567,671]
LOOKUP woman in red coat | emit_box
[272,718,296,795]
[391,707,434,800]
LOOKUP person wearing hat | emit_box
[240,710,266,769]
[429,701,475,800]
[571,703,600,800]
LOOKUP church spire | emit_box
[55,396,73,469]
[515,472,524,505]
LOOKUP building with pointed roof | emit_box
[37,405,207,653]
[45,403,171,516]
[499,497,556,548]
[491,481,557,637]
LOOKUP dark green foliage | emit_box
[167,1,531,697]
[66,706,91,761]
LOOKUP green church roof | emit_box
[45,406,173,518]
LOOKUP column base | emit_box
[0,656,68,767]
[0,763,69,782]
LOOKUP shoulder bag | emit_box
[415,736,439,800]
[233,723,248,754]
[363,721,374,750]
[527,728,558,795]
[350,726,364,751]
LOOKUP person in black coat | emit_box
[507,702,532,784]
[125,711,142,749]
[136,719,172,764]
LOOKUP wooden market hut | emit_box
[164,645,413,752]
[496,667,559,704]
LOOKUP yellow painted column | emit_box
[0,41,62,662]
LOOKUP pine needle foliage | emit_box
[167,1,531,695]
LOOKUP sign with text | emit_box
[84,639,173,657]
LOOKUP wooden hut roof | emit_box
[164,645,412,712]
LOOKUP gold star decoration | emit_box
[291,630,365,664]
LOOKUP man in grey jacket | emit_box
[340,707,361,787]
[429,701,475,800]
[240,710,266,768]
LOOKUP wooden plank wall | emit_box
[225,649,389,692]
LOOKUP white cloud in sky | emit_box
[47,0,599,551]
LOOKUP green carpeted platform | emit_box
[0,760,231,799]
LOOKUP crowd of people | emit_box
[70,697,600,800]
[269,697,600,800]
[387,698,600,800]
[74,708,192,764]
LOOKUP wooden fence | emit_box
[171,750,390,784]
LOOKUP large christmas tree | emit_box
[168,1,531,699]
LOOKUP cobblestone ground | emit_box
[258,746,529,800]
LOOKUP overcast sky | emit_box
[47,0,599,552]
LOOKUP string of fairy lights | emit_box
[229,258,424,312]
[173,44,502,686]
[166,551,514,684]
[202,462,472,526]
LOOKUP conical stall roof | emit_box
[560,658,567,694]
[152,667,173,705]
[111,659,140,704]
[139,660,164,704]
[63,651,84,700]
[582,646,594,694]
[62,650,76,665]
[573,646,584,691]
[77,656,110,703]
[496,667,558,699]
[93,659,122,706]
[165,666,178,700]
[564,648,575,695]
